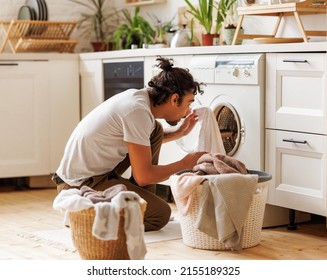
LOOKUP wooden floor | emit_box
[1,184,327,260]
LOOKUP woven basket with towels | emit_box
[170,170,271,250]
[70,202,147,260]
[53,186,147,260]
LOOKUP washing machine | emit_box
[159,53,265,172]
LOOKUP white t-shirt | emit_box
[56,88,155,186]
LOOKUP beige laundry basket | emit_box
[174,170,271,250]
[69,201,147,260]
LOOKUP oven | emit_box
[103,58,144,100]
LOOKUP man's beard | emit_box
[166,120,178,126]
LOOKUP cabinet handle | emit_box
[282,138,308,144]
[282,59,308,63]
[0,63,19,66]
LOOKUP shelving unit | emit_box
[125,0,166,6]
[232,0,327,45]
[0,20,78,53]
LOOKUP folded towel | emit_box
[196,173,258,250]
[193,153,248,175]
[80,184,127,203]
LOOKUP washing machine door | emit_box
[211,97,242,157]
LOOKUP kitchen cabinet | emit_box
[0,58,79,178]
[265,52,327,217]
[80,59,103,118]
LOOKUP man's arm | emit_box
[127,142,205,186]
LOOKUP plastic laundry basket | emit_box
[172,170,272,250]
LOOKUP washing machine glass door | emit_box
[215,102,241,156]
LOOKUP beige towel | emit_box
[169,172,206,215]
[80,184,127,203]
[193,153,248,175]
[196,173,258,250]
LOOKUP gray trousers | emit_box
[55,121,171,232]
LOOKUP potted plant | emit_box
[183,0,215,46]
[213,0,237,38]
[148,14,175,46]
[69,0,122,51]
[111,7,155,50]
[220,3,243,45]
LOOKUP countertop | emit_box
[0,42,325,61]
[79,42,327,61]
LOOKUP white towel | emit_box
[92,202,121,240]
[195,106,226,154]
[53,188,94,226]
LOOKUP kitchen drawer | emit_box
[276,53,325,72]
[266,52,327,134]
[265,129,326,216]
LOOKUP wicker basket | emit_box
[69,201,146,260]
[176,170,271,250]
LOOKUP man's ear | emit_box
[170,93,179,106]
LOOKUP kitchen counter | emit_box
[79,42,327,61]
[0,42,325,60]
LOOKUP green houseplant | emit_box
[70,0,122,51]
[213,0,237,36]
[183,0,237,46]
[184,0,215,46]
[111,7,155,50]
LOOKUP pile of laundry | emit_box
[170,153,258,250]
[53,185,147,259]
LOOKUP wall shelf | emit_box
[125,0,166,6]
[0,20,78,53]
[232,0,327,45]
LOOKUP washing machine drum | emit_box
[176,102,241,156]
[215,103,241,156]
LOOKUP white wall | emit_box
[0,0,326,53]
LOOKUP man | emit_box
[52,56,206,231]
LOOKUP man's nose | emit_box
[184,108,191,117]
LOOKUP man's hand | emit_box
[178,110,199,137]
[163,110,199,143]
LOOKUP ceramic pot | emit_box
[201,33,215,46]
[91,42,106,52]
[224,28,244,45]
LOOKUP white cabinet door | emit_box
[0,61,50,177]
[266,53,327,134]
[48,59,80,172]
[266,129,326,216]
[80,59,103,118]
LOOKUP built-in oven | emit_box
[103,58,144,100]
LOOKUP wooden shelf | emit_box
[232,0,327,45]
[0,20,78,53]
[125,0,166,6]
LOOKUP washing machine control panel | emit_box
[215,54,264,85]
